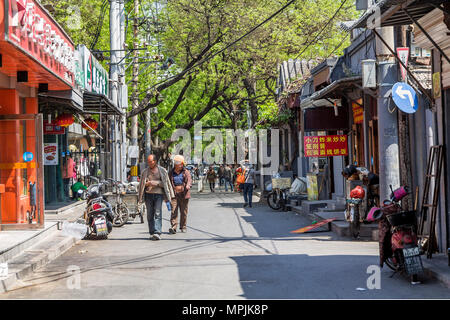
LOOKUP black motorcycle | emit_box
[84,181,114,239]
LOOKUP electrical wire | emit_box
[90,0,109,50]
[293,0,349,61]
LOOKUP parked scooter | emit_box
[345,186,365,238]
[343,165,380,239]
[84,181,114,239]
[369,185,423,283]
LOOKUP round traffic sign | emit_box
[392,82,419,114]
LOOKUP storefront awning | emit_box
[351,0,447,30]
[300,76,362,110]
[82,92,124,116]
[38,90,83,113]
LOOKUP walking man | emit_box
[138,154,175,240]
[241,162,258,208]
[218,165,225,188]
[206,166,217,192]
[224,165,233,192]
[168,155,192,234]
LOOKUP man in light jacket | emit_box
[138,154,175,240]
[241,162,258,208]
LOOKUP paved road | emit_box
[1,191,449,299]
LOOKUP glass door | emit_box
[0,114,44,230]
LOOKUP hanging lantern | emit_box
[82,118,98,131]
[55,113,74,127]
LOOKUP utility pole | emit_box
[376,26,400,201]
[119,0,127,182]
[130,0,140,181]
[109,0,120,180]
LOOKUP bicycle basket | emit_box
[386,210,417,227]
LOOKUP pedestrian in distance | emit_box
[218,164,225,188]
[240,162,258,208]
[224,165,233,192]
[168,155,192,234]
[206,166,217,192]
[138,154,175,241]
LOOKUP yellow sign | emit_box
[433,72,441,99]
[307,173,318,201]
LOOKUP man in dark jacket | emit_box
[168,155,192,234]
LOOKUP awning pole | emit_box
[402,7,450,65]
[372,28,434,104]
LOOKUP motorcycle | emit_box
[345,185,365,238]
[83,181,114,239]
[371,185,423,283]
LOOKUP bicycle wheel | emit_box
[267,191,282,210]
[113,204,129,227]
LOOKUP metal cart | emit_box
[122,192,145,223]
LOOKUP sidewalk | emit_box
[287,199,450,288]
[0,201,86,293]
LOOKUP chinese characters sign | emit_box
[304,135,348,157]
[6,0,75,85]
[76,45,109,96]
[352,100,363,124]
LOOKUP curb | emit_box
[422,258,450,288]
[0,208,86,294]
[0,233,80,293]
[45,200,86,215]
[291,206,378,240]
[0,222,59,264]
[290,205,450,288]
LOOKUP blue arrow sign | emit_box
[392,82,419,114]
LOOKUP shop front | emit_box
[0,0,75,229]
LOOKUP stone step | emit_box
[0,222,59,264]
[0,231,79,293]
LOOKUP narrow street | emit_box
[2,191,449,299]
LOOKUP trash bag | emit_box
[350,185,365,199]
[61,221,88,240]
[290,177,307,194]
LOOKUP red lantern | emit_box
[82,118,98,131]
[55,113,74,127]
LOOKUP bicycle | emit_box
[104,179,130,227]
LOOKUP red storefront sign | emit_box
[3,0,75,86]
[352,102,363,124]
[43,120,65,135]
[304,135,348,157]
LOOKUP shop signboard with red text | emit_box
[3,0,75,86]
[43,120,65,135]
[304,135,348,157]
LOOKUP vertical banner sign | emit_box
[396,47,410,82]
[432,72,441,99]
[352,99,363,124]
[304,135,348,157]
